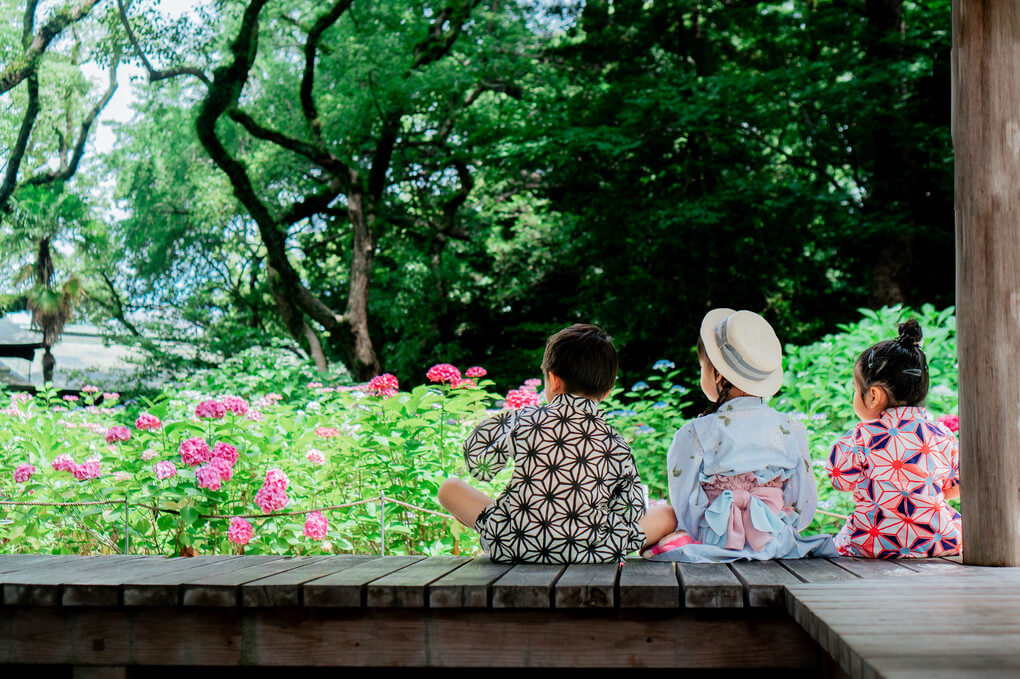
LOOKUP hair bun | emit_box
[897,319,923,348]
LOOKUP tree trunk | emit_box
[342,173,381,381]
[953,0,1020,566]
[42,346,54,384]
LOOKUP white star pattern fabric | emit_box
[465,393,647,564]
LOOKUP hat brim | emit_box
[699,308,784,399]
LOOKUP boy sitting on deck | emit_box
[438,323,676,564]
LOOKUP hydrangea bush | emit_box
[0,306,959,555]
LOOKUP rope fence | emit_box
[0,494,457,555]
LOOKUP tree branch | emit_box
[301,0,353,141]
[0,74,41,210]
[226,107,342,169]
[0,0,102,95]
[116,0,211,86]
[24,45,122,188]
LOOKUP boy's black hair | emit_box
[541,324,618,397]
[854,318,929,406]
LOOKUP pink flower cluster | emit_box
[49,454,102,481]
[505,388,541,410]
[135,413,162,430]
[366,373,399,397]
[228,517,254,545]
[14,464,35,483]
[222,396,248,415]
[523,378,542,390]
[254,468,289,513]
[81,385,100,394]
[937,414,960,433]
[315,427,340,438]
[105,425,131,444]
[72,459,102,481]
[12,392,32,404]
[192,441,240,491]
[179,437,212,466]
[303,511,328,540]
[255,394,283,408]
[62,395,78,402]
[426,363,462,384]
[465,366,487,378]
[307,382,324,389]
[306,449,325,466]
[155,461,177,480]
[246,409,264,422]
[195,400,227,419]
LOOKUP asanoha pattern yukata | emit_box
[650,397,836,563]
[464,393,647,564]
[826,406,961,558]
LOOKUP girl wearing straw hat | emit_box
[643,309,836,562]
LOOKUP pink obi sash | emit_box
[702,472,787,551]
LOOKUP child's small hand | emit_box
[944,485,960,501]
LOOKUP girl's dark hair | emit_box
[854,319,929,407]
[697,336,734,416]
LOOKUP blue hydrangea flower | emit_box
[652,401,668,410]
[631,381,650,391]
[652,359,675,371]
[608,409,637,418]
[670,384,687,393]
[636,425,655,435]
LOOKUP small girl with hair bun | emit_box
[826,319,962,559]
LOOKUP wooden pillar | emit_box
[953,0,1020,566]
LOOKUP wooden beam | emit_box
[953,0,1020,566]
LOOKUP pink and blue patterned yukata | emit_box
[826,406,961,558]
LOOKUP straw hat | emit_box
[699,308,784,398]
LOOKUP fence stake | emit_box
[379,493,386,555]
[123,498,130,554]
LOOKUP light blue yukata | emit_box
[649,396,836,563]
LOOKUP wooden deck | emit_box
[0,554,1015,676]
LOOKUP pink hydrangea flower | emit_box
[255,468,289,513]
[254,393,283,409]
[306,449,325,466]
[73,459,102,481]
[105,425,131,444]
[307,382,324,389]
[221,396,249,416]
[207,458,234,482]
[937,414,960,433]
[179,436,212,466]
[52,454,75,472]
[135,413,162,430]
[315,427,340,438]
[228,517,253,545]
[154,460,177,480]
[303,511,329,540]
[81,385,100,394]
[113,471,131,482]
[102,392,119,401]
[195,400,226,419]
[506,389,541,410]
[141,448,159,461]
[62,395,78,402]
[465,366,487,378]
[14,464,35,483]
[246,409,264,422]
[426,363,462,384]
[12,392,32,404]
[196,464,224,491]
[211,442,239,465]
[366,373,399,393]
[452,378,476,389]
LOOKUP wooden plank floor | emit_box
[0,553,1013,675]
[786,566,1020,679]
[0,553,966,610]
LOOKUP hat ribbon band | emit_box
[715,319,774,381]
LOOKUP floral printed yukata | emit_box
[826,406,961,558]
[650,397,836,563]
[465,393,647,564]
